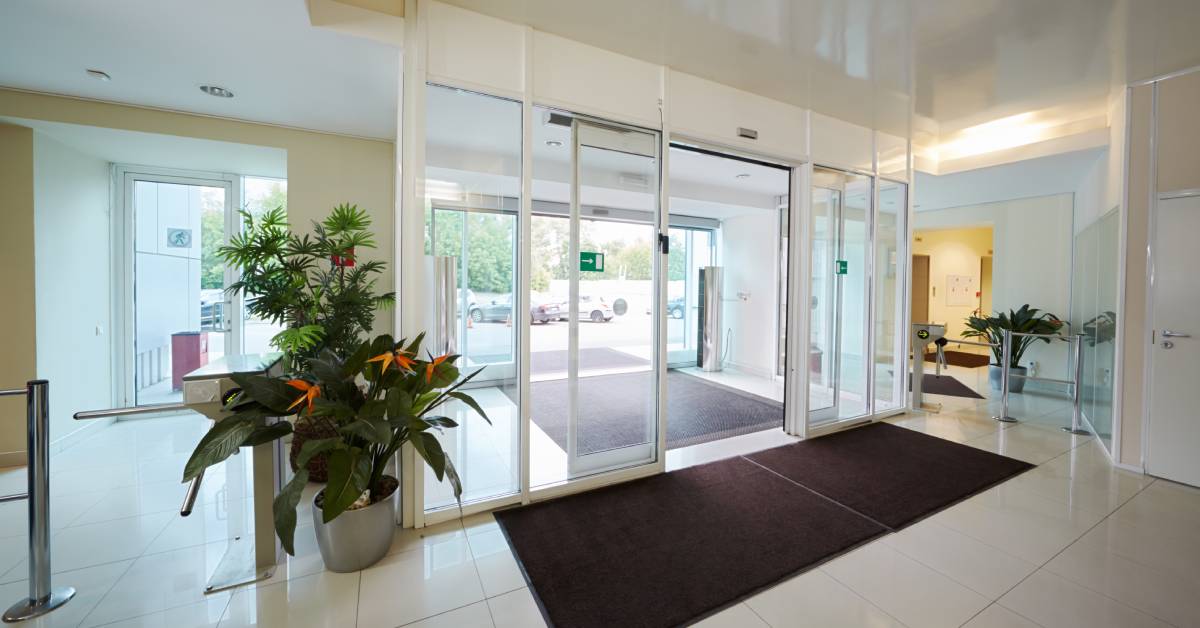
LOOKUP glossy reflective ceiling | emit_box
[441,0,1200,135]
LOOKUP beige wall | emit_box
[911,226,993,349]
[0,123,37,464]
[0,89,396,323]
[0,90,395,461]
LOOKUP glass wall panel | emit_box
[423,84,521,510]
[1070,208,1119,450]
[241,176,287,355]
[873,181,907,412]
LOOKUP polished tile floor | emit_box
[0,374,1197,627]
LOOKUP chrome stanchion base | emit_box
[992,415,1019,423]
[3,586,74,622]
[1061,426,1091,435]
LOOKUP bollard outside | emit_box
[1062,335,1092,435]
[3,380,74,623]
[992,330,1018,423]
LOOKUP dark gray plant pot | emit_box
[312,477,397,573]
[988,365,1027,393]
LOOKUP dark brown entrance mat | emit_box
[494,456,887,628]
[925,350,991,368]
[745,422,1032,529]
[909,373,986,399]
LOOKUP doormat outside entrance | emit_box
[495,422,1032,628]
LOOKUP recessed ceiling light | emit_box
[85,69,111,82]
[545,139,563,148]
[735,173,751,179]
[199,85,234,98]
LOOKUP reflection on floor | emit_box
[0,373,1194,627]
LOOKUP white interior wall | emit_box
[33,132,112,446]
[719,210,780,377]
[914,194,1074,381]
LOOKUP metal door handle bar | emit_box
[180,471,204,517]
[73,402,187,420]
[1161,330,1191,338]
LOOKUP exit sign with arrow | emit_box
[580,251,605,272]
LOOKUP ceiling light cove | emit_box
[199,85,234,98]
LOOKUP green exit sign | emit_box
[835,259,848,275]
[580,251,605,272]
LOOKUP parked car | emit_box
[200,289,225,330]
[574,295,614,323]
[667,296,685,319]
[469,295,513,323]
[530,296,562,324]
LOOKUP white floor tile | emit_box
[356,538,485,628]
[962,604,1045,628]
[1044,518,1200,627]
[487,588,548,628]
[81,542,232,627]
[965,424,1089,465]
[822,540,990,628]
[882,518,1038,599]
[399,601,493,628]
[999,570,1171,628]
[466,528,525,598]
[690,602,769,628]
[218,571,359,628]
[3,511,173,581]
[89,597,228,628]
[0,489,104,536]
[0,560,130,628]
[745,568,904,628]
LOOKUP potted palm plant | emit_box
[221,203,394,481]
[963,305,1064,392]
[181,332,489,572]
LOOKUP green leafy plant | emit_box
[181,333,489,555]
[963,304,1065,368]
[220,204,394,370]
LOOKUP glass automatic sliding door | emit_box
[530,109,661,485]
[808,167,872,428]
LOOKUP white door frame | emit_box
[113,165,241,408]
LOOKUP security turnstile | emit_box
[75,353,285,594]
[911,323,946,412]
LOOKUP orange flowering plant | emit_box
[181,332,489,555]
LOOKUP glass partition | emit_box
[423,84,521,510]
[873,181,907,412]
[1070,208,1119,450]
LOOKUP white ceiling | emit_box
[4,116,288,178]
[441,0,1200,136]
[0,0,400,139]
[914,147,1105,212]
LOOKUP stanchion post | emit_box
[1063,334,1091,435]
[993,330,1018,423]
[3,380,74,623]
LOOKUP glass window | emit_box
[874,181,907,412]
[423,84,521,510]
[240,176,287,356]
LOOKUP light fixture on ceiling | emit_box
[85,69,111,82]
[735,173,751,179]
[199,85,234,98]
[545,139,563,148]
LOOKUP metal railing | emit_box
[992,330,1090,435]
[2,381,74,623]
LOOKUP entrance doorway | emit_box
[528,109,661,486]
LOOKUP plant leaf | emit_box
[182,417,258,481]
[273,469,308,556]
[296,437,340,469]
[321,449,367,523]
[411,432,447,481]
[230,373,300,414]
[447,392,491,425]
[241,421,293,447]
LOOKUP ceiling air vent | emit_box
[737,127,758,140]
[619,172,650,189]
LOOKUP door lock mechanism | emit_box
[1161,340,1174,349]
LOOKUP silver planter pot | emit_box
[311,478,397,573]
[988,365,1028,393]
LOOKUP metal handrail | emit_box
[74,402,187,420]
[991,331,1090,435]
[942,338,999,348]
[2,381,74,622]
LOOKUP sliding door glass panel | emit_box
[423,84,521,510]
[838,175,870,420]
[572,124,658,475]
[240,176,287,355]
[873,181,907,412]
[808,185,840,417]
[133,179,231,406]
[666,227,713,364]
